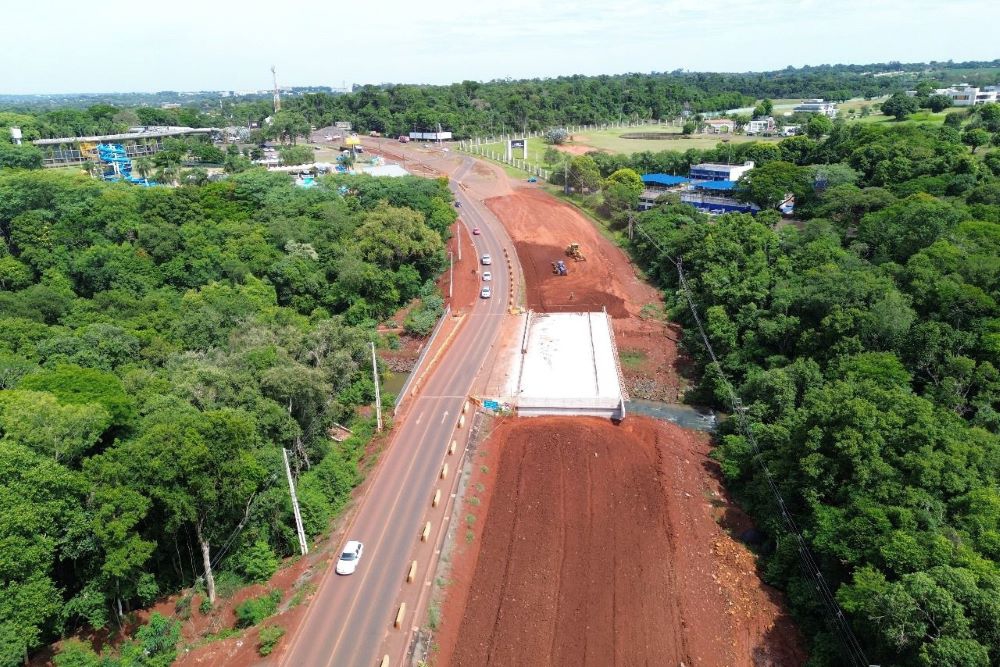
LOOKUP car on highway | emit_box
[482,271,492,281]
[454,201,462,208]
[481,254,492,265]
[480,286,492,299]
[472,227,481,235]
[336,540,364,575]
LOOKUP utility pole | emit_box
[448,251,454,298]
[282,448,308,555]
[371,342,382,431]
[456,220,461,261]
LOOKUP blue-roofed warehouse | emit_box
[639,173,690,210]
[641,174,690,187]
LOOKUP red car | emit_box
[472,227,481,235]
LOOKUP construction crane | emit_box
[271,65,281,113]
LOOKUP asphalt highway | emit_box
[281,157,512,667]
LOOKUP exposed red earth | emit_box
[485,186,682,400]
[434,417,806,667]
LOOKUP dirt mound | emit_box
[439,416,805,667]
[513,241,628,316]
[485,189,639,319]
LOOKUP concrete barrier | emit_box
[462,400,468,414]
[379,655,390,667]
[449,440,457,455]
[433,489,441,507]
[421,522,431,541]
[458,415,465,429]
[394,603,406,628]
[407,560,417,583]
[440,463,449,479]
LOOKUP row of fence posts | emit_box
[458,118,680,181]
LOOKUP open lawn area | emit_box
[471,124,782,160]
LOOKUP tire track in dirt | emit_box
[482,444,528,667]
[547,442,567,664]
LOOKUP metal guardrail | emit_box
[393,305,451,415]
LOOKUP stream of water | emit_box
[625,399,720,432]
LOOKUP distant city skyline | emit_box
[3,0,999,95]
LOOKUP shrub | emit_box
[199,597,213,615]
[235,590,282,628]
[544,128,569,145]
[53,640,102,667]
[233,538,279,583]
[257,625,286,656]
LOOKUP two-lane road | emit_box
[281,158,513,667]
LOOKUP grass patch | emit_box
[619,349,647,369]
[257,625,286,657]
[475,482,485,493]
[465,513,476,526]
[467,496,480,506]
[288,582,317,608]
[428,603,441,630]
[480,465,489,474]
[187,627,241,650]
[465,530,475,543]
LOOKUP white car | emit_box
[481,254,492,265]
[336,540,364,575]
[482,271,492,281]
[480,286,492,299]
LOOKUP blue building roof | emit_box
[693,180,738,191]
[642,174,689,186]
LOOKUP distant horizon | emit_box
[3,58,999,99]
[3,0,999,95]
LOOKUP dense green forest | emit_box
[622,107,1000,665]
[4,60,999,142]
[0,169,456,664]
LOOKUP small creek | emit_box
[625,399,720,432]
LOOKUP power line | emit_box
[631,220,872,667]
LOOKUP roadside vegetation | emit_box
[623,105,1000,666]
[0,168,456,664]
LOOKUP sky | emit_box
[3,0,999,94]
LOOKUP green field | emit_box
[472,124,780,160]
[574,124,779,154]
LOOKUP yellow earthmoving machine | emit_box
[565,243,586,261]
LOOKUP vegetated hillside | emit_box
[0,169,456,665]
[4,60,999,142]
[622,106,1000,665]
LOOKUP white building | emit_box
[689,161,755,182]
[939,85,998,107]
[746,117,776,135]
[794,99,838,118]
[701,118,736,134]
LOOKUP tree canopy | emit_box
[0,168,455,663]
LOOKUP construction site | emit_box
[356,144,808,667]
